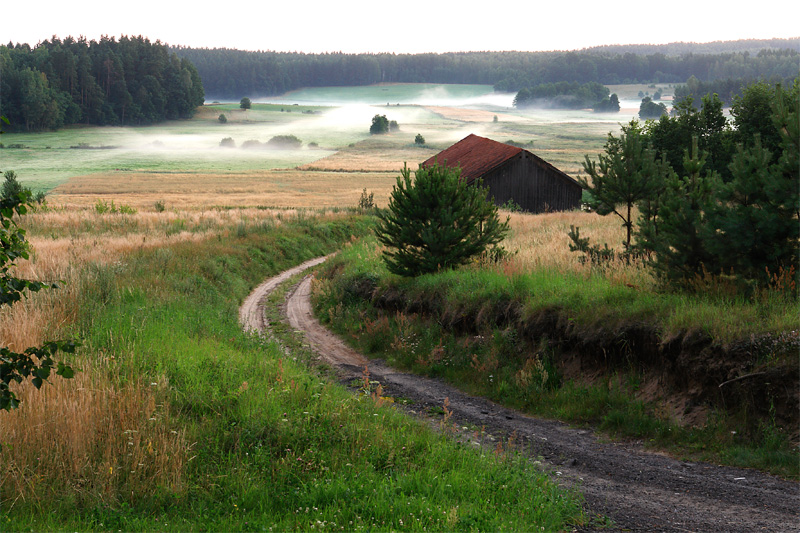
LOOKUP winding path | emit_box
[241,257,800,532]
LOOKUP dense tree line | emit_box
[0,36,205,131]
[575,79,799,290]
[172,42,799,100]
[585,38,799,57]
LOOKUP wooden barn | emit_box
[422,134,582,213]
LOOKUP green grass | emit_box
[273,84,501,105]
[3,83,650,192]
[2,215,585,530]
[311,236,799,479]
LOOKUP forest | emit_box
[0,36,205,131]
[172,39,799,99]
[2,37,798,131]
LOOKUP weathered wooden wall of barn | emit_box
[478,152,581,213]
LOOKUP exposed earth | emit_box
[240,257,799,532]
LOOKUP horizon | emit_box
[4,0,800,55]
[7,35,799,56]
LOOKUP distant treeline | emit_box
[584,38,800,56]
[0,36,205,131]
[172,40,800,99]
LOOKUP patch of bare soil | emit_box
[241,259,800,532]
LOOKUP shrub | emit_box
[1,170,25,200]
[219,137,235,148]
[375,163,509,277]
[241,139,263,150]
[414,133,425,145]
[358,188,375,211]
[218,114,227,123]
[266,135,302,149]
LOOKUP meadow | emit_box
[0,83,617,529]
[0,209,586,530]
[2,82,652,201]
[7,82,793,529]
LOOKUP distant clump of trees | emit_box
[370,115,399,135]
[0,35,205,131]
[638,97,668,119]
[266,135,302,149]
[237,135,303,150]
[593,93,620,113]
[574,79,799,291]
[513,82,611,109]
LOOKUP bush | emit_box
[266,135,302,149]
[219,137,235,148]
[358,188,375,211]
[218,114,227,123]
[414,133,425,145]
[241,139,263,149]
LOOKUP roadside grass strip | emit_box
[1,215,584,531]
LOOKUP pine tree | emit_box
[579,120,659,252]
[375,164,509,277]
[646,137,720,285]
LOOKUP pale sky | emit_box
[4,1,799,54]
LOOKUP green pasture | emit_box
[269,84,502,105]
[1,83,639,192]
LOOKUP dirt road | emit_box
[241,258,800,532]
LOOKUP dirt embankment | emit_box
[360,281,800,437]
[241,259,800,532]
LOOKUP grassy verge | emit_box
[312,236,799,479]
[1,214,584,530]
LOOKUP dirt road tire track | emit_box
[241,257,800,532]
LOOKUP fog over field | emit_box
[4,83,669,192]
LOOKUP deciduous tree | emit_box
[1,173,76,411]
[370,114,389,134]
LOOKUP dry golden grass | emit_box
[298,135,438,173]
[500,209,655,288]
[300,149,435,173]
[1,361,187,504]
[0,207,297,504]
[50,170,400,209]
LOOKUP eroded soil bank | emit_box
[364,281,800,438]
[241,260,800,532]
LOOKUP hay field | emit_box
[51,169,399,209]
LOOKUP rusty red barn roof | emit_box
[422,134,524,183]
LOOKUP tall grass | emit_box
[311,219,799,478]
[1,212,584,530]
